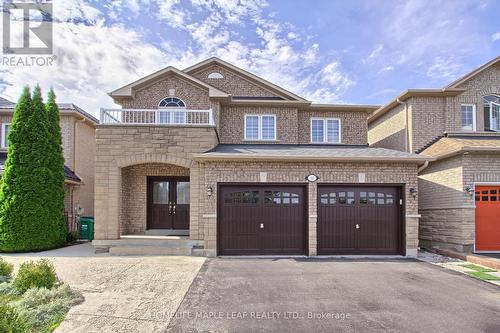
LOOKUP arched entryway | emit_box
[121,163,191,236]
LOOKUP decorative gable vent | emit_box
[207,72,224,79]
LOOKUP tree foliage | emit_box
[0,86,66,251]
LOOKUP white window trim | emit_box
[1,123,10,149]
[490,102,500,132]
[244,114,277,141]
[157,97,187,109]
[460,103,476,131]
[310,117,342,144]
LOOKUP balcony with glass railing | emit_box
[100,108,215,126]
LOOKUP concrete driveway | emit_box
[168,258,500,333]
[2,243,205,333]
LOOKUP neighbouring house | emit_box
[0,97,98,229]
[93,57,428,257]
[368,56,500,253]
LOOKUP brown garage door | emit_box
[318,186,403,255]
[218,185,306,255]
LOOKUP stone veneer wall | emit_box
[419,152,500,252]
[94,125,218,240]
[200,161,419,257]
[121,163,190,234]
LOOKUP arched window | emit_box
[158,97,186,108]
[207,72,224,79]
[484,95,500,132]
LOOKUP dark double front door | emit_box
[147,177,190,230]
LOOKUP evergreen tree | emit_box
[0,86,66,251]
[45,89,67,245]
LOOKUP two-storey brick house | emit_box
[94,57,428,257]
[0,97,97,227]
[369,56,500,253]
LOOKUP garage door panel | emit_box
[318,186,402,255]
[219,185,306,255]
[475,186,500,252]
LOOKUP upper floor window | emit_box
[207,72,224,79]
[460,104,476,131]
[484,95,500,132]
[1,123,10,148]
[158,97,185,108]
[310,118,341,143]
[244,114,276,140]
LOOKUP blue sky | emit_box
[0,0,499,115]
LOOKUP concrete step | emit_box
[109,246,193,256]
[144,229,189,236]
[93,236,204,248]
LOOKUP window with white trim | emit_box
[1,123,10,148]
[244,115,276,140]
[484,95,500,132]
[310,118,341,143]
[460,104,476,131]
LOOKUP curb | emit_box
[433,248,500,271]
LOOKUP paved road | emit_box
[168,258,500,333]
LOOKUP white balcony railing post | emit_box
[99,108,214,126]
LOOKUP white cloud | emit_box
[0,0,356,114]
[364,44,383,63]
[492,31,500,41]
[426,56,464,79]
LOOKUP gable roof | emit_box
[183,57,308,102]
[368,56,500,124]
[109,66,229,99]
[420,133,500,160]
[446,56,500,88]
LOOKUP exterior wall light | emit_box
[409,187,418,198]
[206,186,213,197]
[306,174,319,182]
[465,186,474,196]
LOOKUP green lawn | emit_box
[461,263,500,281]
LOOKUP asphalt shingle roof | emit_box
[198,144,428,163]
[421,134,500,158]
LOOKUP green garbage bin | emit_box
[79,216,94,241]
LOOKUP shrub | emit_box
[10,284,83,331]
[0,303,29,333]
[0,257,13,278]
[13,259,57,293]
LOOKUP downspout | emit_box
[418,160,429,173]
[396,98,411,153]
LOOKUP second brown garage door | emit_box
[318,185,403,255]
[218,185,306,255]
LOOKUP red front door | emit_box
[475,186,500,251]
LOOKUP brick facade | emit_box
[120,75,211,110]
[121,163,190,234]
[200,161,419,256]
[368,103,407,151]
[190,64,282,98]
[94,125,218,240]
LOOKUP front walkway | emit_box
[2,243,205,332]
[167,258,500,333]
